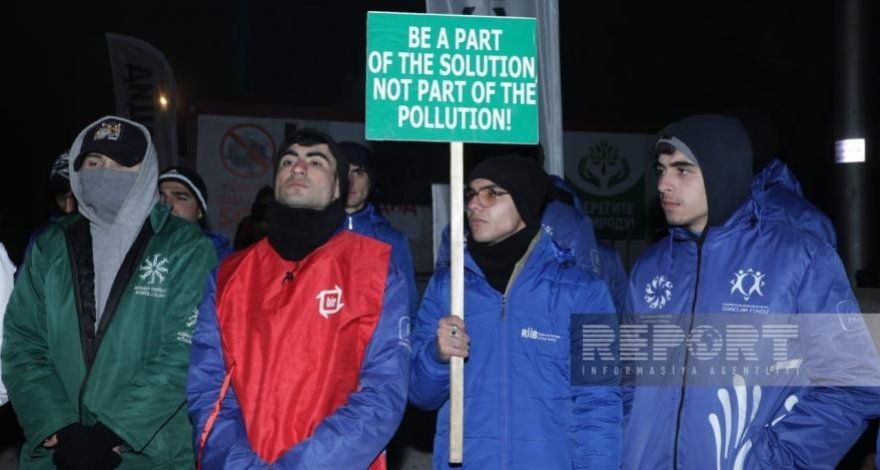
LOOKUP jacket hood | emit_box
[667,159,836,248]
[68,115,159,229]
[752,158,801,196]
[657,114,752,231]
[750,159,837,246]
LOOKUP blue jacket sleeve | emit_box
[543,203,603,278]
[571,279,621,469]
[408,271,451,410]
[389,230,419,318]
[620,274,643,427]
[598,242,629,314]
[748,246,880,468]
[273,263,411,469]
[575,214,602,278]
[187,272,271,469]
[435,224,451,270]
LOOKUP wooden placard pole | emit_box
[449,141,465,464]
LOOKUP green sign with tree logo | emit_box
[565,133,652,239]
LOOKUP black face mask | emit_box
[78,168,137,224]
[266,198,344,261]
[467,221,540,293]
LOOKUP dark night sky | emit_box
[3,1,876,265]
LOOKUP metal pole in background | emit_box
[833,0,870,285]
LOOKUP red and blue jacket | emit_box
[187,232,410,469]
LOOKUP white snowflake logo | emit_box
[644,275,673,309]
[139,253,169,285]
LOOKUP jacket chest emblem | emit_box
[730,268,766,301]
[316,284,345,319]
[722,268,770,314]
[139,253,169,285]
[134,253,169,299]
[644,275,673,309]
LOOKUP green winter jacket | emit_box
[2,204,216,469]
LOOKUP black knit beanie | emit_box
[467,155,550,228]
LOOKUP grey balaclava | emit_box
[656,114,753,230]
[68,116,159,325]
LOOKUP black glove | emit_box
[51,423,87,468]
[52,422,124,470]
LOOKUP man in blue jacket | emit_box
[435,169,604,278]
[341,141,419,316]
[410,155,620,469]
[624,114,880,469]
[159,166,233,262]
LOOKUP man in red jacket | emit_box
[187,129,410,469]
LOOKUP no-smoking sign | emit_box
[219,124,277,178]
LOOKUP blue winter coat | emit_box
[545,176,603,276]
[750,159,836,247]
[205,229,233,262]
[345,203,419,316]
[542,200,603,277]
[411,233,620,469]
[623,162,880,469]
[597,241,628,314]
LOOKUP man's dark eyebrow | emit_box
[281,149,331,163]
[469,184,503,192]
[668,161,696,169]
[305,151,331,163]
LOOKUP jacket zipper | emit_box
[63,233,90,420]
[500,293,509,470]
[71,221,153,421]
[672,238,703,469]
[78,312,125,418]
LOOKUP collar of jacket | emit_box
[61,202,173,235]
[345,202,382,230]
[462,230,554,287]
[669,199,758,247]
[148,202,173,233]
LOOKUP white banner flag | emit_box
[425,0,564,177]
[106,33,179,170]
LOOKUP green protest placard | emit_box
[365,12,538,144]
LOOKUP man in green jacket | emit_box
[2,116,216,469]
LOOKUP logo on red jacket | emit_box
[316,284,345,318]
